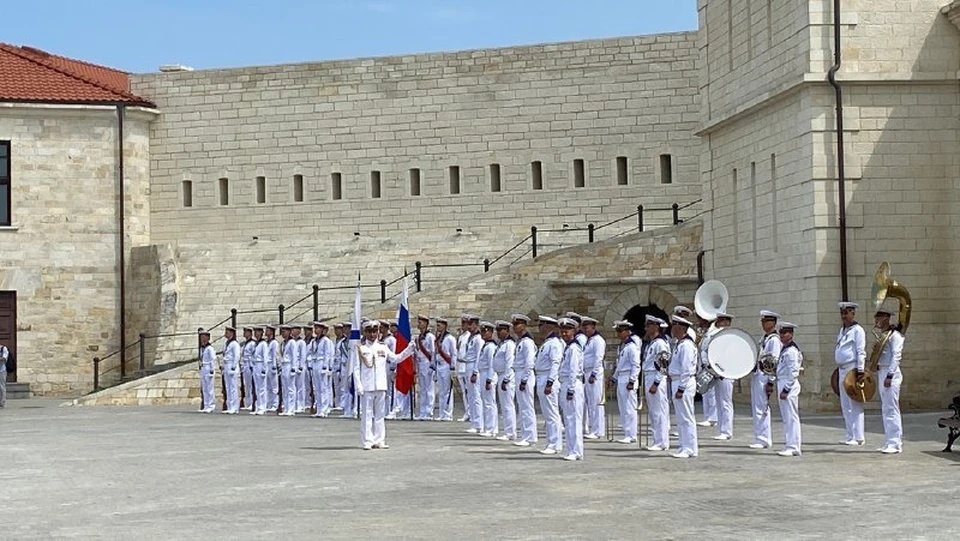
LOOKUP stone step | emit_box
[5,382,31,399]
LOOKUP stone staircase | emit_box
[4,381,31,399]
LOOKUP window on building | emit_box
[293,174,304,202]
[181,180,193,208]
[331,172,342,201]
[660,154,673,184]
[409,168,421,196]
[490,163,502,193]
[218,177,229,206]
[0,141,10,225]
[531,160,543,190]
[255,176,266,204]
[616,156,628,186]
[449,165,461,195]
[371,170,382,199]
[573,159,585,188]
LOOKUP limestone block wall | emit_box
[0,105,153,396]
[131,32,702,244]
[70,362,207,407]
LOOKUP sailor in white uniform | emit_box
[456,315,473,423]
[198,329,216,413]
[314,321,335,417]
[874,308,905,454]
[709,312,735,440]
[475,321,499,437]
[511,314,538,446]
[835,301,867,446]
[413,315,436,421]
[669,315,699,459]
[279,325,298,416]
[697,314,719,428]
[750,310,782,449]
[613,320,642,444]
[641,315,671,451]
[221,326,242,414]
[354,320,415,450]
[338,322,357,417]
[464,316,485,433]
[240,326,257,411]
[581,316,606,440]
[535,316,564,454]
[434,317,457,421]
[493,320,517,441]
[774,321,803,457]
[250,325,267,415]
[557,317,585,461]
[264,325,280,412]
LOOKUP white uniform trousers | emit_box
[199,366,216,411]
[498,375,517,439]
[417,367,435,420]
[339,370,356,415]
[616,378,639,441]
[714,378,734,437]
[536,378,563,451]
[295,368,307,412]
[241,363,254,409]
[360,390,387,447]
[266,364,279,411]
[838,366,865,442]
[457,368,471,421]
[322,372,335,414]
[561,380,585,459]
[674,377,699,456]
[750,371,772,446]
[224,363,240,413]
[701,386,717,424]
[516,375,537,443]
[309,366,323,413]
[481,374,500,435]
[281,365,297,414]
[332,368,341,408]
[779,383,801,453]
[644,372,670,449]
[879,370,903,450]
[584,372,605,438]
[436,363,454,420]
[467,374,484,430]
[253,362,267,413]
[393,390,411,418]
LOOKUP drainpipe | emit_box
[827,0,849,301]
[117,105,127,377]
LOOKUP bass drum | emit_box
[706,328,759,380]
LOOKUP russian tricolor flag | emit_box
[394,276,415,394]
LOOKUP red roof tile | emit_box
[0,44,154,106]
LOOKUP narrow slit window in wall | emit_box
[370,170,382,199]
[660,154,673,184]
[573,159,585,188]
[255,176,266,204]
[490,163,502,192]
[182,180,192,208]
[616,156,628,186]
[331,172,342,201]
[293,174,304,202]
[531,161,543,190]
[449,165,460,195]
[218,177,229,206]
[409,168,421,196]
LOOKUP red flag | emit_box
[394,277,415,394]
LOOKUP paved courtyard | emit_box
[1,399,957,540]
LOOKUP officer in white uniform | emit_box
[493,320,517,441]
[557,317,585,461]
[475,321,499,437]
[332,323,345,409]
[773,321,803,457]
[304,325,319,414]
[264,325,280,412]
[250,325,267,415]
[314,321,335,417]
[511,314,538,446]
[413,315,436,421]
[295,326,309,413]
[355,320,415,450]
[697,314,719,428]
[279,325,298,416]
[338,322,357,417]
[535,316,564,454]
[434,317,457,421]
[222,326,242,414]
[835,301,867,445]
[709,312,735,440]
[464,316,485,433]
[198,329,217,413]
[240,326,256,411]
[456,315,472,422]
[750,310,782,449]
[641,315,671,451]
[874,308,905,454]
[613,320,641,444]
[581,316,606,440]
[669,315,699,458]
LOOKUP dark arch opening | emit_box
[622,304,669,337]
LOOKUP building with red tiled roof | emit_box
[0,43,154,106]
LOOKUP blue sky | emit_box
[3,0,697,73]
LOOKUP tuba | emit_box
[839,262,911,402]
[757,352,778,376]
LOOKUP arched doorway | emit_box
[622,304,669,336]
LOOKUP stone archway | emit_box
[600,283,684,329]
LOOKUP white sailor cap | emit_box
[565,312,583,322]
[460,313,472,321]
[537,315,558,325]
[875,307,894,317]
[436,317,449,324]
[313,321,328,328]
[580,316,598,326]
[715,311,734,320]
[838,301,859,311]
[777,321,797,332]
[342,321,352,327]
[265,324,276,331]
[334,322,344,328]
[495,320,511,329]
[198,328,211,336]
[479,321,496,330]
[671,315,694,327]
[416,314,430,322]
[378,320,389,326]
[242,326,253,332]
[362,320,379,330]
[511,313,531,324]
[467,314,480,322]
[278,324,291,330]
[760,310,780,320]
[557,317,579,329]
[613,319,633,329]
[644,315,666,326]
[659,321,669,329]
[225,326,236,332]
[672,306,693,317]
[299,324,312,330]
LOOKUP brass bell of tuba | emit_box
[757,353,778,376]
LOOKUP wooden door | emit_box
[0,291,16,383]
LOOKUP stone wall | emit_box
[131,32,702,244]
[69,362,207,406]
[0,104,154,396]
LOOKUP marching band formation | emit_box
[196,277,907,459]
